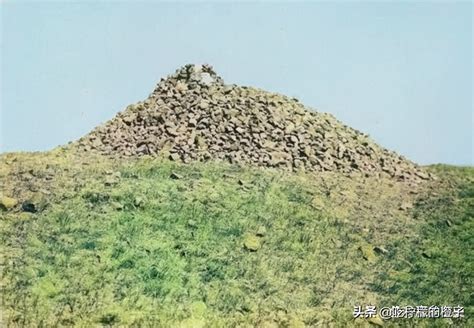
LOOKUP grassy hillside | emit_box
[0,150,472,327]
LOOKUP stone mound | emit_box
[76,64,430,182]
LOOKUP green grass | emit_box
[0,153,472,327]
[370,165,474,327]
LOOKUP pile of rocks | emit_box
[76,64,430,182]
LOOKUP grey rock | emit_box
[75,64,431,184]
[170,172,183,179]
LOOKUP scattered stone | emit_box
[21,201,37,213]
[359,245,377,263]
[169,153,181,161]
[18,212,33,221]
[39,189,51,195]
[187,219,198,228]
[311,197,325,210]
[399,201,413,211]
[374,246,389,255]
[256,226,267,237]
[104,175,120,186]
[330,237,343,248]
[243,234,261,251]
[111,202,124,211]
[0,196,18,210]
[75,64,431,184]
[170,172,183,179]
[422,251,433,259]
[134,196,144,207]
[368,315,384,326]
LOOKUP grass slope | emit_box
[0,150,472,327]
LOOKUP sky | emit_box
[1,1,472,165]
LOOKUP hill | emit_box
[1,152,472,327]
[0,65,472,327]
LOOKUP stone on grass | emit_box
[374,246,388,255]
[187,219,198,228]
[399,201,413,211]
[169,153,181,161]
[170,172,183,179]
[0,196,18,210]
[104,173,120,186]
[368,315,384,326]
[244,234,261,251]
[256,226,267,237]
[134,196,145,207]
[111,202,124,211]
[359,245,377,263]
[21,201,37,213]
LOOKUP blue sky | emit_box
[1,1,472,165]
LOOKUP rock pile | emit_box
[76,64,430,182]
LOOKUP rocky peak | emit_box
[153,64,224,94]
